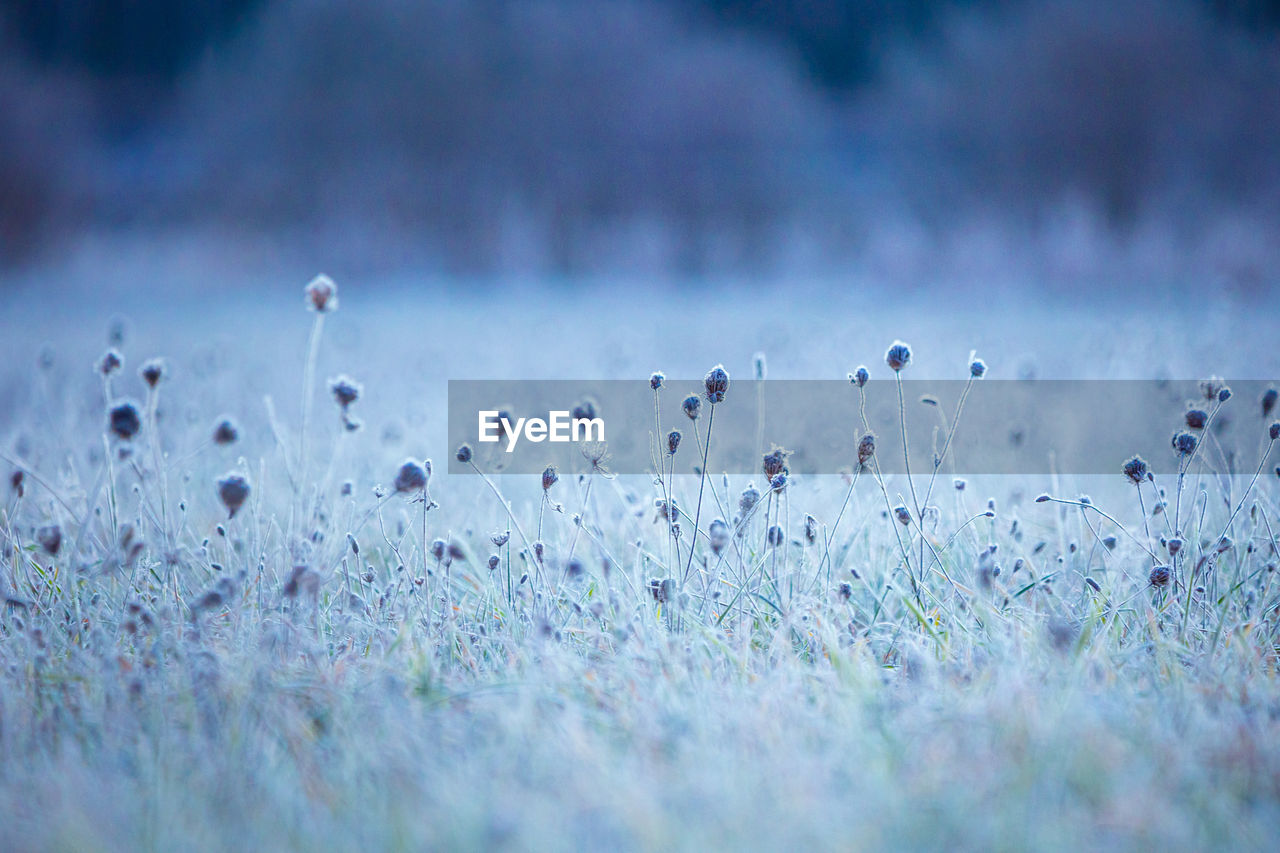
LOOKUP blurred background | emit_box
[1,0,1278,294]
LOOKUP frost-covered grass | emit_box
[2,277,1280,851]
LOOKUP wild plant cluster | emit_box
[2,276,1279,851]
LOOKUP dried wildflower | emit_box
[491,531,510,547]
[1171,431,1198,456]
[769,473,788,492]
[541,465,558,491]
[1270,421,1280,442]
[108,401,142,441]
[739,483,760,515]
[36,524,61,556]
[838,582,852,601]
[1184,408,1208,430]
[762,446,790,479]
[216,473,251,519]
[1123,456,1150,484]
[305,274,338,312]
[212,417,239,446]
[1149,565,1171,587]
[767,525,784,547]
[1035,493,1051,502]
[857,433,876,466]
[804,514,818,545]
[393,459,428,493]
[1167,537,1183,556]
[487,555,500,571]
[1199,377,1224,401]
[954,478,966,491]
[885,341,911,372]
[666,430,681,455]
[851,366,869,387]
[894,505,911,526]
[329,375,362,410]
[431,539,447,562]
[682,395,701,420]
[10,470,23,497]
[1263,388,1278,419]
[969,357,987,378]
[97,349,123,376]
[650,372,665,390]
[455,444,473,464]
[139,358,166,388]
[1218,386,1232,403]
[709,518,729,555]
[704,364,729,404]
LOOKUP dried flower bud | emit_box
[1123,455,1149,484]
[108,401,142,441]
[216,473,251,519]
[394,459,428,493]
[666,430,682,455]
[1149,565,1171,587]
[885,341,911,372]
[682,395,701,420]
[650,372,665,390]
[212,417,239,445]
[329,375,362,410]
[139,358,166,388]
[305,274,338,312]
[456,444,473,464]
[704,364,730,404]
[851,366,869,387]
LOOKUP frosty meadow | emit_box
[1,274,1280,851]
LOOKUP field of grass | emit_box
[2,276,1279,851]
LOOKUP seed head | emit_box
[769,473,788,492]
[1171,431,1198,456]
[139,358,167,388]
[571,397,598,422]
[108,401,142,441]
[682,395,701,420]
[455,443,473,464]
[851,366,869,387]
[1122,455,1150,484]
[305,274,338,313]
[1199,377,1224,401]
[1218,386,1232,403]
[36,524,61,556]
[704,365,729,404]
[857,433,876,466]
[804,514,818,545]
[666,430,681,455]
[216,473,251,519]
[762,446,790,479]
[97,349,124,376]
[393,459,428,493]
[885,341,912,372]
[767,525,784,547]
[650,372,665,390]
[1263,388,1278,419]
[487,555,500,571]
[708,519,729,555]
[541,465,559,491]
[212,417,239,446]
[894,505,911,526]
[1149,565,1171,588]
[329,375,362,410]
[1167,537,1183,556]
[1184,408,1207,430]
[1270,421,1280,442]
[969,357,987,378]
[739,483,761,515]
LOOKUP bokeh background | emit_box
[2,0,1279,296]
